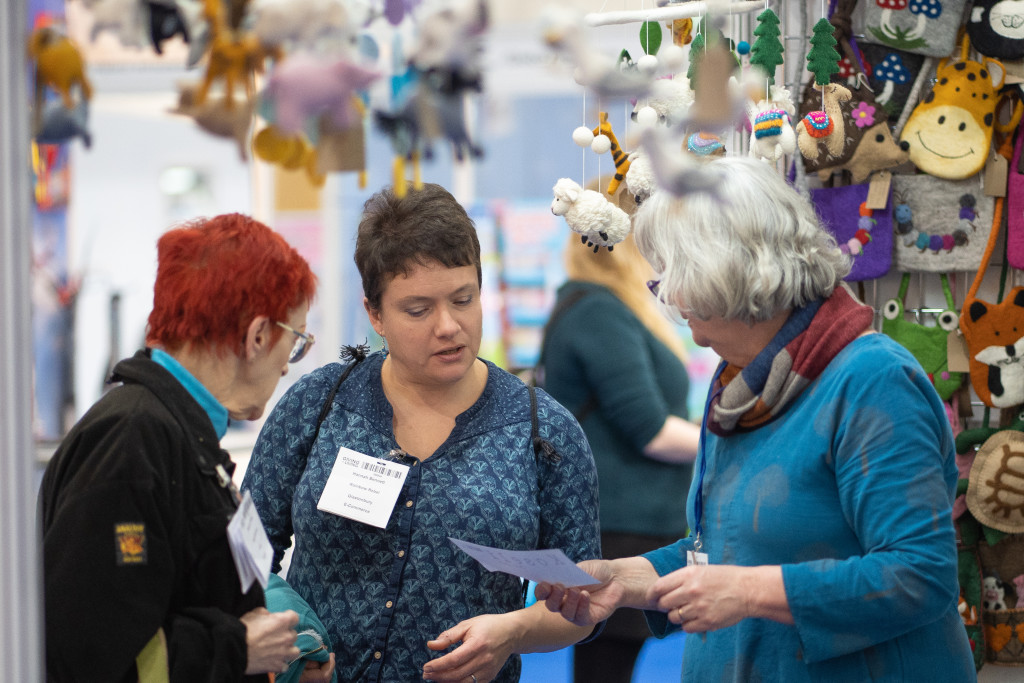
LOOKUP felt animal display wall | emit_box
[900,44,1006,179]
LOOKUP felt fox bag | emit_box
[862,0,969,57]
[810,182,893,280]
[899,38,1006,179]
[881,273,964,400]
[959,198,1024,408]
[891,172,995,272]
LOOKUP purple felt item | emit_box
[1007,127,1024,269]
[811,183,893,281]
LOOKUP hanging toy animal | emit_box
[550,178,632,252]
[590,112,631,195]
[748,85,796,163]
[796,82,852,160]
[28,26,93,110]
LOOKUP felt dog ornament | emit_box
[900,39,1006,179]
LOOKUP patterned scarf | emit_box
[707,283,875,436]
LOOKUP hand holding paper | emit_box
[448,538,599,587]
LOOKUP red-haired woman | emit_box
[39,213,332,682]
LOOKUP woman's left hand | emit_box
[422,615,517,682]
[648,564,785,633]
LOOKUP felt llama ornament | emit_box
[797,19,850,161]
[551,178,632,252]
[900,38,1006,179]
[749,85,796,162]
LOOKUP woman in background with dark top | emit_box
[539,190,700,683]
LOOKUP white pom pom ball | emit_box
[635,106,659,127]
[591,134,612,154]
[572,126,595,147]
[660,45,685,71]
[637,54,659,74]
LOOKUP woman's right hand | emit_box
[534,559,623,627]
[240,607,301,674]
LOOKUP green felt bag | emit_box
[881,272,965,400]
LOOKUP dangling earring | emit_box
[379,329,388,354]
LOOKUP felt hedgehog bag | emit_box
[959,198,1024,408]
[881,273,964,400]
[797,11,909,181]
[900,38,1006,179]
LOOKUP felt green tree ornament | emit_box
[640,21,662,56]
[807,17,841,86]
[750,8,784,87]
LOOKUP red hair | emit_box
[147,213,317,356]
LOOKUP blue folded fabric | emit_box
[264,573,337,683]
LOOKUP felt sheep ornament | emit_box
[551,178,632,252]
[900,39,1006,179]
[625,148,655,206]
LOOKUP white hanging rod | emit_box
[583,1,766,27]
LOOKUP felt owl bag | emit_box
[899,38,1006,180]
[959,197,1024,408]
[891,172,995,272]
[967,0,1024,61]
[810,182,893,280]
[881,272,964,400]
[862,0,969,57]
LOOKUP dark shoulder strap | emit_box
[528,384,561,464]
[311,344,369,446]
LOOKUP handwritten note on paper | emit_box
[449,538,600,587]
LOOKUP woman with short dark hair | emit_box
[244,184,602,683]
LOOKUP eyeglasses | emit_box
[646,279,661,298]
[275,321,316,363]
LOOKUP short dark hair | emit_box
[355,183,481,309]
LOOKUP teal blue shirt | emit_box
[151,349,229,439]
[643,334,973,681]
[541,281,692,537]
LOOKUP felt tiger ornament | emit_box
[900,39,1007,179]
[591,111,631,195]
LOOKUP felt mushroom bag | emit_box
[862,0,969,58]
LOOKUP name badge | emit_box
[317,447,410,528]
[686,550,709,567]
[226,490,273,592]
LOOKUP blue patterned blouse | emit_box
[242,352,601,682]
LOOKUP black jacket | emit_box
[40,350,268,683]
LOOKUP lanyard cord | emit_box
[694,363,726,553]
